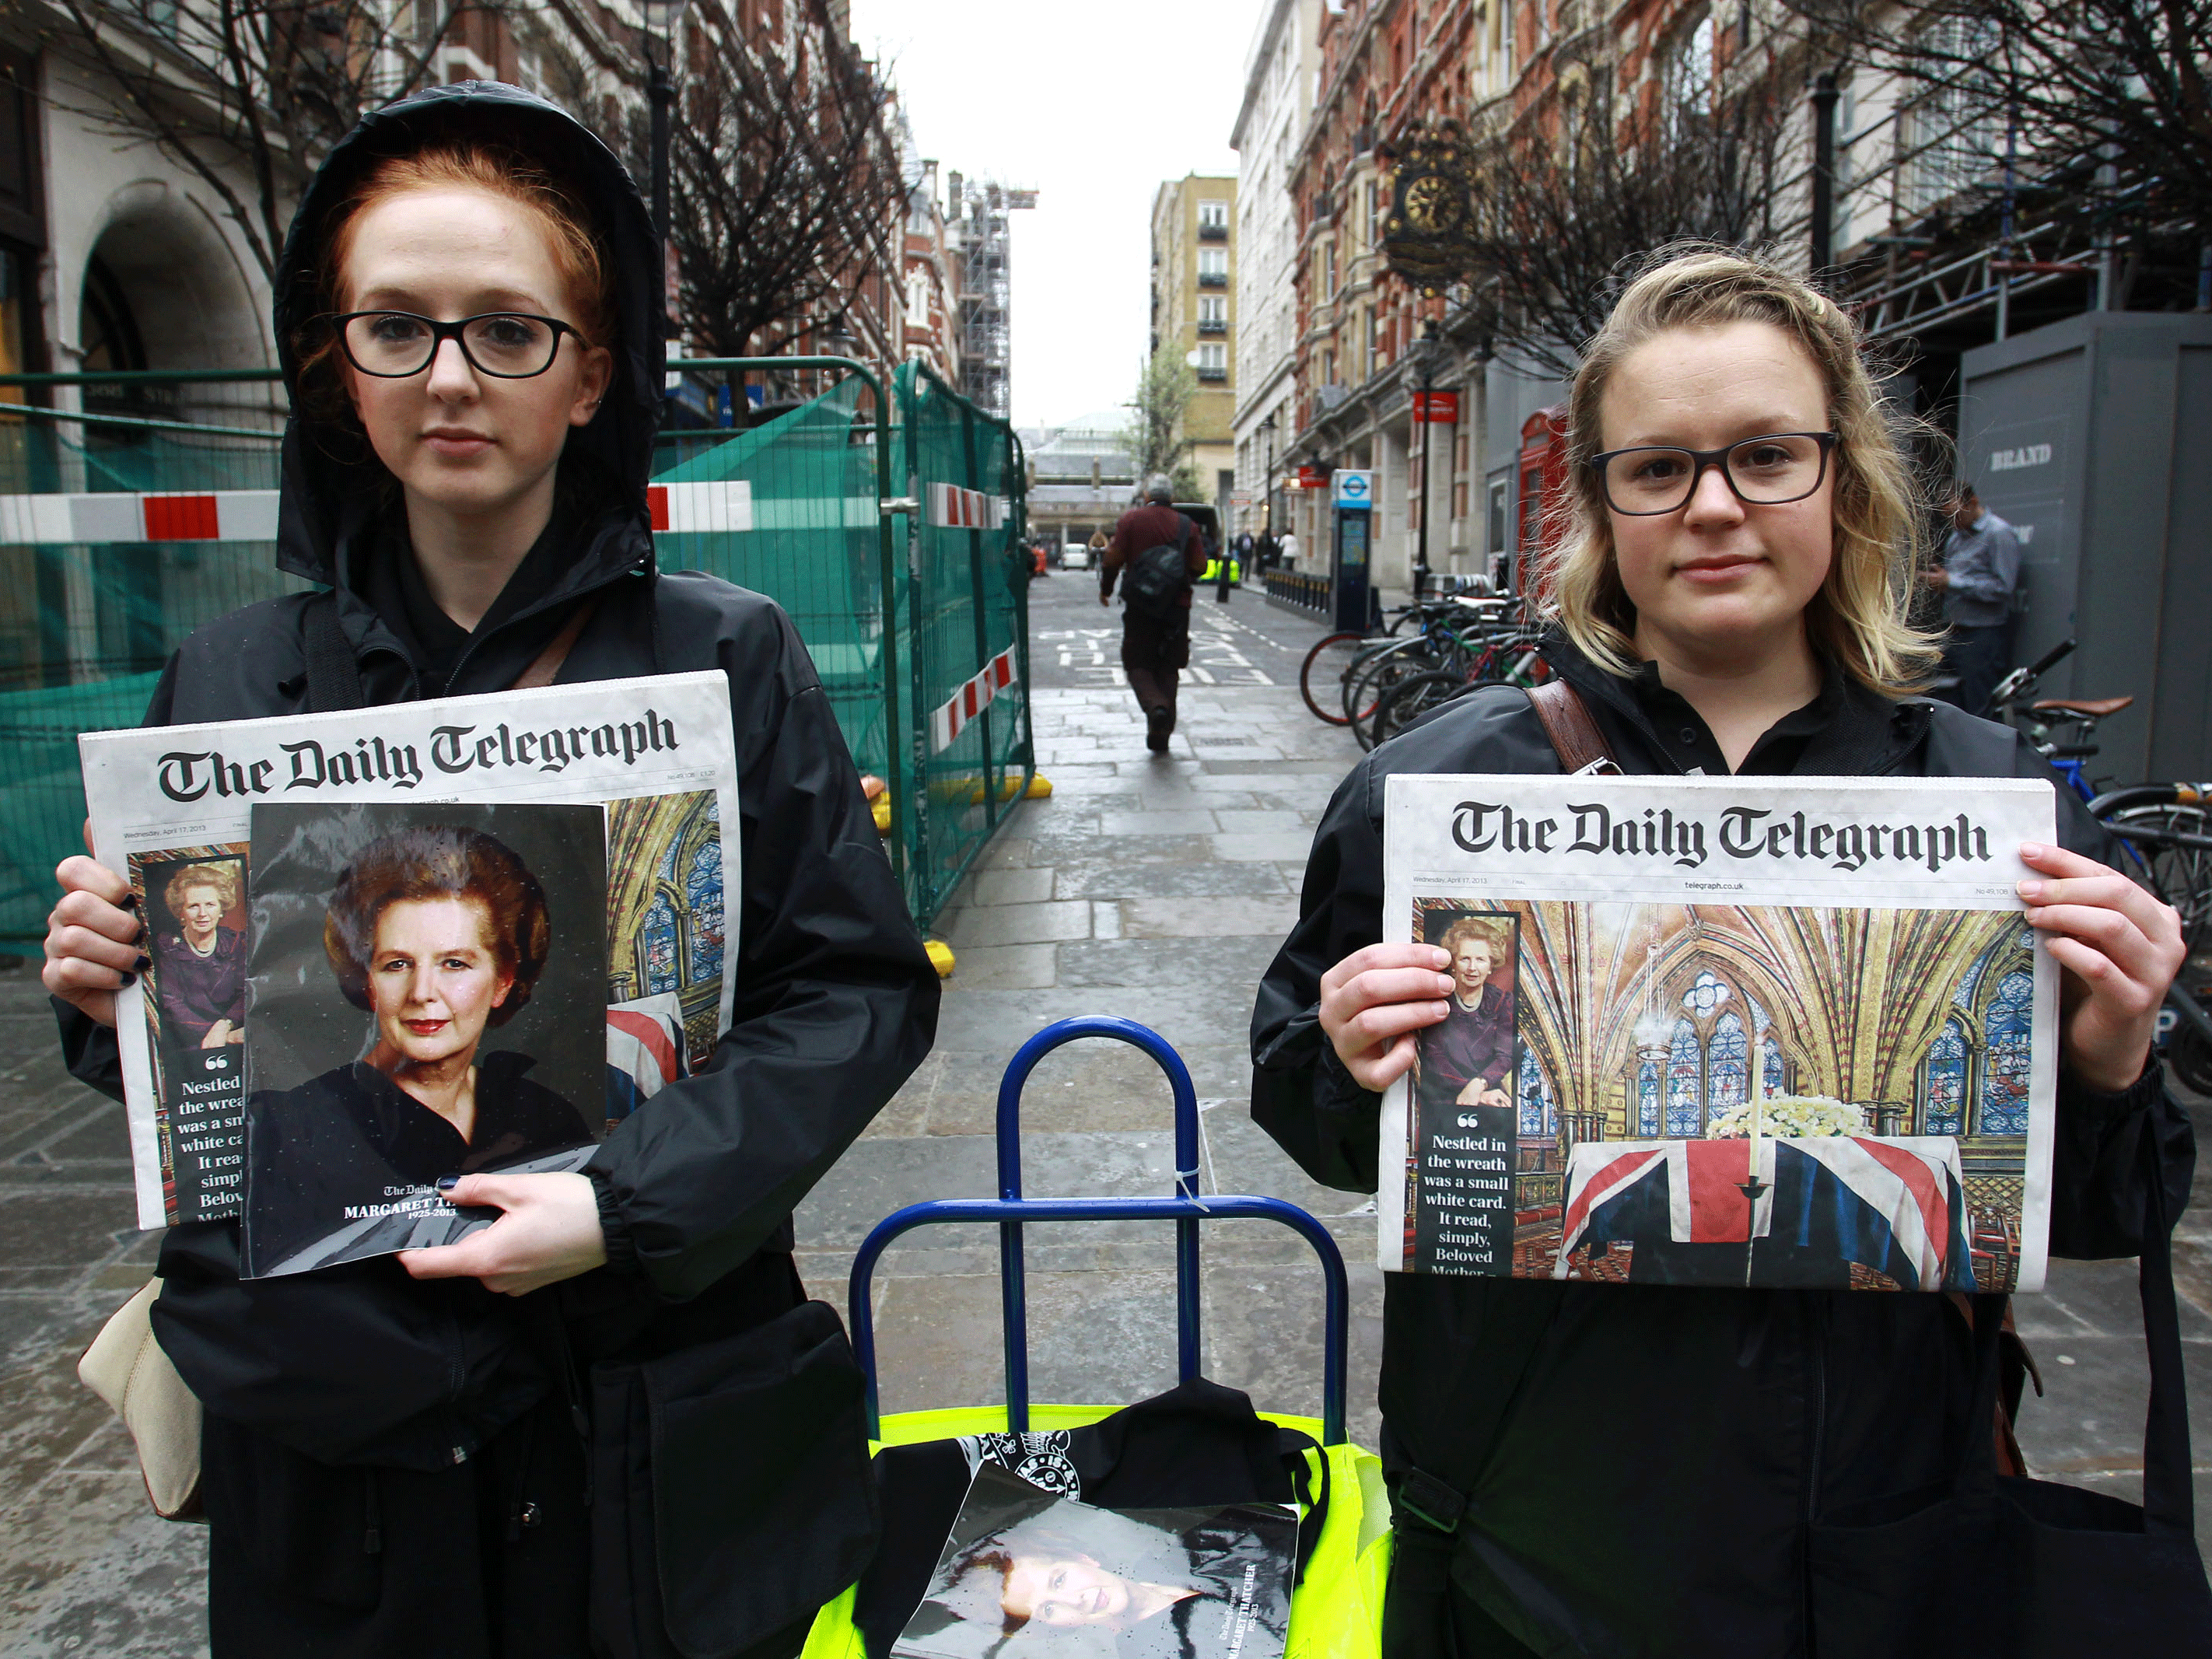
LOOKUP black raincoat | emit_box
[54,82,939,1658]
[1250,639,2193,1658]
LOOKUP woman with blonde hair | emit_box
[1251,247,2189,1655]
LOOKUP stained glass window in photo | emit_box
[1637,1056,1661,1136]
[1683,969,1732,1020]
[685,838,724,982]
[641,891,678,995]
[1761,1031,1787,1099]
[1924,1016,1968,1136]
[1978,969,2033,1136]
[1707,1012,1748,1125]
[1518,1046,1555,1136]
[1666,1018,1702,1137]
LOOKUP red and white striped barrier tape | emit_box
[929,646,1017,752]
[0,480,756,544]
[0,491,279,544]
[926,482,1006,530]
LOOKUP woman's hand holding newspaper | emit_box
[41,824,141,1030]
[1319,943,1456,1092]
[2019,841,2185,1094]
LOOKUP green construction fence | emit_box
[0,358,1032,942]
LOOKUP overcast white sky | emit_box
[849,0,1259,432]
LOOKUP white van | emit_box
[1061,541,1094,571]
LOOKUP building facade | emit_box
[1149,173,1237,520]
[1234,0,2194,605]
[1229,0,1321,543]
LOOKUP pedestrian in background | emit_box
[1924,481,2022,715]
[1100,475,1207,753]
[1278,527,1300,571]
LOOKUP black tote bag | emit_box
[1807,1126,2212,1657]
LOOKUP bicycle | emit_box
[1986,637,2212,1090]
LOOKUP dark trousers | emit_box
[1121,606,1192,733]
[1941,621,2014,716]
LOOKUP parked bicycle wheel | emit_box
[1349,649,1441,748]
[1300,632,1369,726]
[2170,994,2212,1095]
[1367,670,1468,748]
[2091,784,2212,953]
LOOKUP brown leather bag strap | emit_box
[511,599,597,691]
[1523,677,1622,775]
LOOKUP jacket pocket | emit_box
[1804,1485,2015,1659]
[591,1299,880,1659]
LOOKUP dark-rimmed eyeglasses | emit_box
[1587,432,1839,516]
[326,311,586,380]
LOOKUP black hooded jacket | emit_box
[57,83,940,1476]
[1250,639,2193,1657]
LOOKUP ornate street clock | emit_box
[1384,124,1480,296]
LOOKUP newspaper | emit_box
[894,1465,1294,1659]
[1380,774,2060,1293]
[79,671,739,1231]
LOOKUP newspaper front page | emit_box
[80,671,739,1230]
[1379,774,2059,1293]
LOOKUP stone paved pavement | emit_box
[2,571,2208,1652]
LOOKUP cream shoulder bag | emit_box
[78,1278,204,1521]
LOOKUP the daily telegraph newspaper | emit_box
[1380,775,2059,1293]
[895,1465,1294,1659]
[79,672,739,1232]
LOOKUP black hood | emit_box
[271,81,663,592]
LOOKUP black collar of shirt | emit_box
[1619,653,1910,777]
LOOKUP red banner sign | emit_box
[1412,391,1461,424]
[1293,464,1329,489]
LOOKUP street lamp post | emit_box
[644,0,691,247]
[1410,319,1441,599]
[1258,411,1278,573]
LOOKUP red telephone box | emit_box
[1516,404,1568,604]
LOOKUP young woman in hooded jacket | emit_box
[1250,249,2193,1656]
[40,84,940,1657]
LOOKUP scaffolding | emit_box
[945,172,1036,420]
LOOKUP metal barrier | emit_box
[1265,569,1331,617]
[0,359,1030,940]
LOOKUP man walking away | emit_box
[1278,528,1300,571]
[1923,483,2022,715]
[1102,474,1208,753]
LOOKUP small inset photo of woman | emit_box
[894,1465,1295,1659]
[240,801,607,1279]
[140,852,250,1053]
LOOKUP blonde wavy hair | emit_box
[1546,246,1942,695]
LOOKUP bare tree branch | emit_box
[21,0,488,282]
[1422,68,1798,380]
[656,9,902,358]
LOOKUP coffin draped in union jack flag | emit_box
[605,993,689,1123]
[1554,1135,1976,1291]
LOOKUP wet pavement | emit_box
[1,569,2207,1651]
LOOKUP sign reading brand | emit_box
[1988,443,2053,473]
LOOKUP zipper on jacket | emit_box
[1804,1296,1829,1524]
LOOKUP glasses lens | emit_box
[1603,448,1698,513]
[1726,434,1826,503]
[463,313,559,376]
[344,313,436,376]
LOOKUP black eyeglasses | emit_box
[326,311,587,380]
[1587,432,1839,516]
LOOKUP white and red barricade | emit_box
[929,646,1017,753]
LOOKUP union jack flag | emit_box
[1554,1136,1976,1291]
[606,993,688,1123]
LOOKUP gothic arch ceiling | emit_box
[1497,898,2025,1116]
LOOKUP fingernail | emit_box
[133,954,152,973]
[117,971,135,987]
[119,891,138,911]
[2021,842,2045,859]
[436,1174,459,1192]
[2018,880,2042,900]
